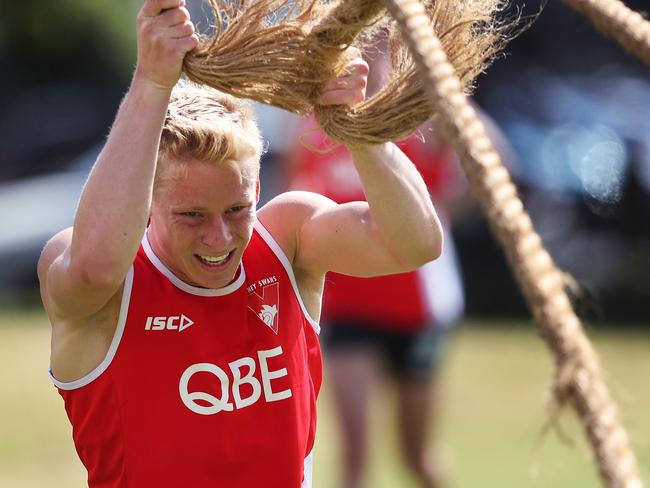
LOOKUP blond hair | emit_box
[156,80,263,188]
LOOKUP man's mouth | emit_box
[195,250,234,267]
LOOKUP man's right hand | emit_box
[135,0,199,91]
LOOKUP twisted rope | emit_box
[562,0,650,66]
[380,0,643,485]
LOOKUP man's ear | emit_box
[255,180,261,203]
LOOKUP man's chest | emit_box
[116,278,310,414]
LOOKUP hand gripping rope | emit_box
[182,1,648,486]
[183,0,507,146]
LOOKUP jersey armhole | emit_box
[49,266,134,390]
[254,221,321,335]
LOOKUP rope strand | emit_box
[562,0,650,67]
[381,0,643,485]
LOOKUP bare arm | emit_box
[351,142,442,268]
[40,0,198,319]
[265,54,443,278]
[289,142,442,277]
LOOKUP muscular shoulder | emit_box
[260,190,336,216]
[38,227,73,309]
[39,225,127,322]
[257,191,336,264]
[41,227,125,381]
[257,192,332,319]
[38,227,73,281]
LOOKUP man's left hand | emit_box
[318,48,369,107]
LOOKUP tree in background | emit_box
[0,1,137,179]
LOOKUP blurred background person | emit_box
[280,39,467,487]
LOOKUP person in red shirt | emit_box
[283,38,465,487]
[37,1,443,487]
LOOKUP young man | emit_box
[38,0,443,486]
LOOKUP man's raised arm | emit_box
[287,142,443,278]
[276,54,443,278]
[39,0,198,318]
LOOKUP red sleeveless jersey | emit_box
[50,222,322,487]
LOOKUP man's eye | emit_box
[182,211,202,218]
[227,206,246,214]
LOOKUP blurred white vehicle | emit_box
[0,146,98,291]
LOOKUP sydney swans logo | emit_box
[258,304,278,327]
[247,281,280,334]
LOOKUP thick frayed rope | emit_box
[382,0,643,485]
[183,0,508,146]
[562,0,650,67]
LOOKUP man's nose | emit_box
[202,217,232,248]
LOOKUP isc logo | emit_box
[145,314,194,332]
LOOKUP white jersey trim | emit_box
[254,221,321,335]
[302,451,313,488]
[49,266,134,391]
[142,231,246,297]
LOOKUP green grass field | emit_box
[1,309,648,487]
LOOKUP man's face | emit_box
[148,158,259,289]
